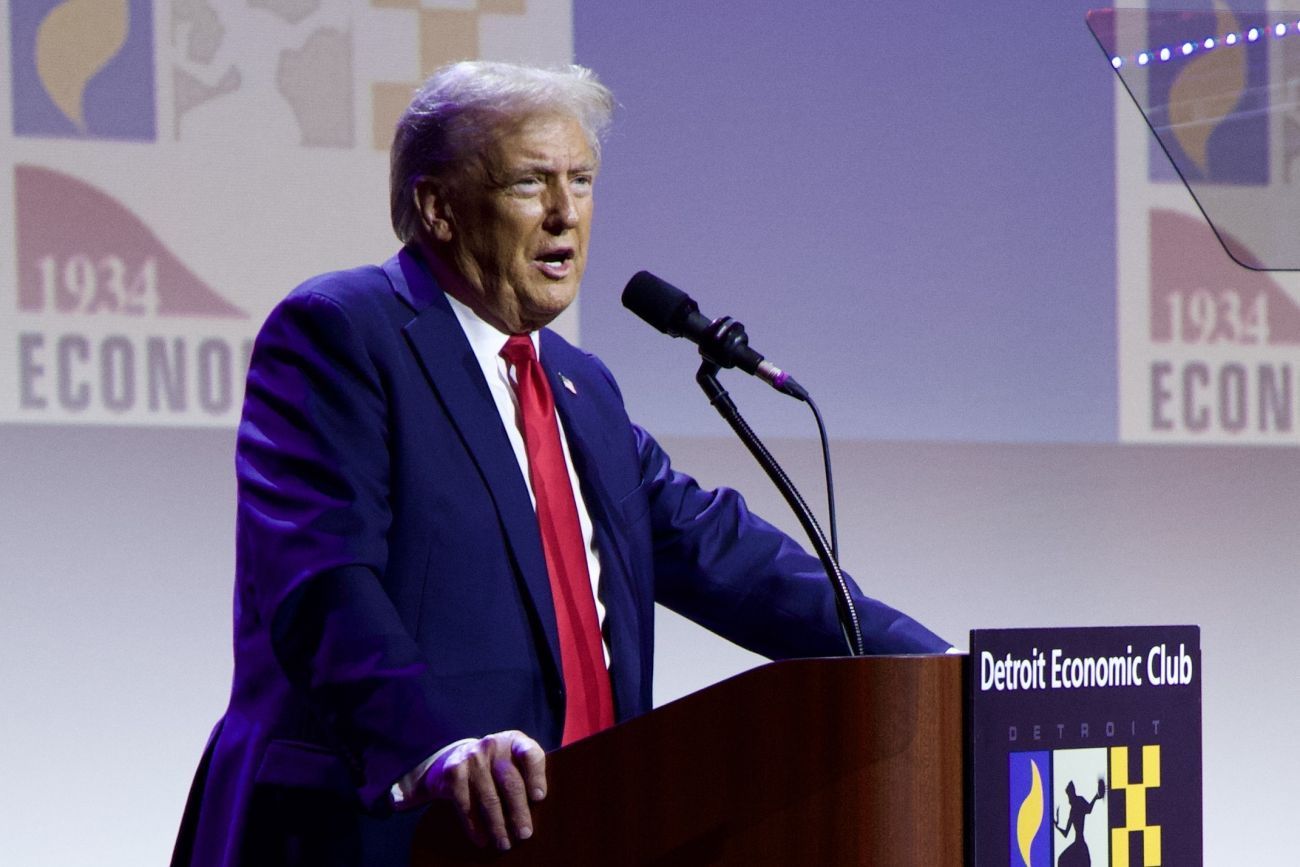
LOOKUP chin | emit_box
[531,284,580,316]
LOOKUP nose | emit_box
[544,180,581,233]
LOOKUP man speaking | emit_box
[171,61,949,866]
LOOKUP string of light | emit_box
[1110,19,1296,69]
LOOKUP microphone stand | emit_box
[695,359,865,657]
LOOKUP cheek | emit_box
[477,229,527,277]
[503,218,543,258]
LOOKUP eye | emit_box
[509,175,544,193]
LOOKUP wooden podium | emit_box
[411,655,964,865]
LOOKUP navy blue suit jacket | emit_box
[172,247,948,866]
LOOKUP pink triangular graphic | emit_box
[15,164,245,318]
[1150,208,1300,344]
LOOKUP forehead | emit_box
[484,112,597,168]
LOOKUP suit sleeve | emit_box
[235,289,449,810]
[633,426,950,657]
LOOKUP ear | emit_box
[414,177,455,244]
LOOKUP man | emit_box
[171,61,949,866]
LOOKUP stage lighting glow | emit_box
[1138,51,1151,65]
[1181,41,1195,55]
[1248,27,1260,41]
[1276,22,1288,37]
[1203,37,1215,49]
[1159,46,1172,61]
[1111,55,1123,69]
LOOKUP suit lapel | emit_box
[541,332,643,720]
[382,249,564,686]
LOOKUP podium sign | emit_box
[969,625,1201,866]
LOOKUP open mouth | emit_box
[534,248,575,278]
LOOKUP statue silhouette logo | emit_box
[9,0,156,140]
[1052,748,1110,867]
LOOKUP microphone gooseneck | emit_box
[621,271,807,400]
[622,270,859,656]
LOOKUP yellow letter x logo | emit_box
[1110,745,1162,866]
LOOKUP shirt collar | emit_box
[442,290,541,369]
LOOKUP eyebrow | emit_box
[508,160,598,175]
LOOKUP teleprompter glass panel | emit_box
[1089,7,1300,270]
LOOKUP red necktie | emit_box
[500,335,614,743]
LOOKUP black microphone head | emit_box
[622,271,697,337]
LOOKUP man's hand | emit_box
[424,731,547,851]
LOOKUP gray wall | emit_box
[3,427,1291,862]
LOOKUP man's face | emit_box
[432,112,597,334]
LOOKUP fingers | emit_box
[470,740,511,850]
[514,735,547,802]
[430,731,548,851]
[446,756,486,848]
[493,748,532,846]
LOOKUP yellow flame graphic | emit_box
[1015,758,1044,866]
[35,0,129,130]
[1169,4,1244,175]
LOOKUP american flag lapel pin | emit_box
[559,373,577,396]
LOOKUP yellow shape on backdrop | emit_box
[35,0,130,130]
[1015,757,1045,866]
[1110,745,1162,867]
[369,0,531,150]
[1168,4,1245,176]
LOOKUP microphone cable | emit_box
[696,362,863,657]
[806,393,839,566]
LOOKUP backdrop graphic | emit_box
[1,1,1294,864]
[970,625,1201,865]
[1,0,575,427]
[1110,3,1300,444]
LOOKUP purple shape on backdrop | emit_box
[10,0,156,140]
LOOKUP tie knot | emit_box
[500,334,536,367]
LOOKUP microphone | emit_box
[621,271,808,400]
